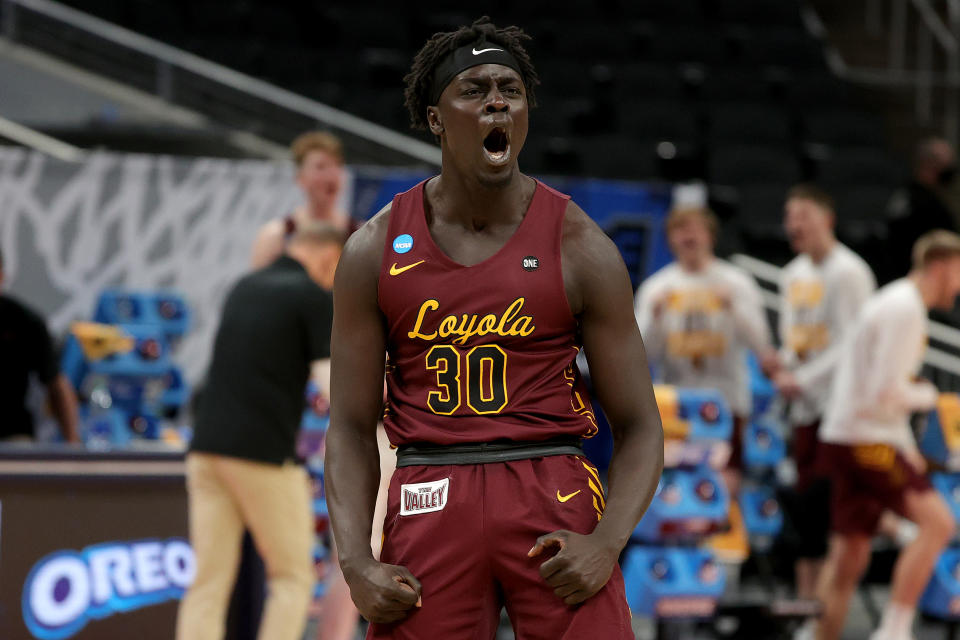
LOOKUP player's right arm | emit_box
[250,219,286,268]
[325,205,422,622]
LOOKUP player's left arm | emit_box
[530,202,664,605]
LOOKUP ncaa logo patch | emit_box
[522,256,539,271]
[399,478,449,516]
[392,234,414,254]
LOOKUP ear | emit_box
[427,107,444,136]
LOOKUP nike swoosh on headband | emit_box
[472,47,503,55]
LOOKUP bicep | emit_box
[577,243,658,432]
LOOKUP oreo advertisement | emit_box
[0,458,189,639]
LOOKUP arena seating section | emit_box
[61,0,902,265]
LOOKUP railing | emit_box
[731,253,960,389]
[0,114,83,161]
[829,0,960,145]
[0,0,441,167]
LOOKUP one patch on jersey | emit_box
[393,234,414,254]
[400,478,449,516]
[522,255,540,271]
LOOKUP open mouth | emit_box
[482,127,510,165]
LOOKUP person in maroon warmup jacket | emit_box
[324,17,664,639]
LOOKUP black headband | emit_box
[429,40,523,105]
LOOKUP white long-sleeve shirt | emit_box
[635,258,771,416]
[779,243,876,424]
[820,279,938,453]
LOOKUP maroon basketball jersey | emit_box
[377,179,599,446]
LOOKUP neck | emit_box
[302,200,339,222]
[679,254,711,272]
[909,270,938,309]
[432,159,530,225]
[808,237,836,264]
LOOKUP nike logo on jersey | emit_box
[389,260,426,276]
[557,489,581,503]
[472,47,503,55]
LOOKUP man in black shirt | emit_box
[0,248,79,443]
[177,224,342,640]
[887,137,959,282]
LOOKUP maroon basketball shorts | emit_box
[819,442,932,537]
[368,455,633,640]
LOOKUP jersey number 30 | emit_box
[425,344,508,415]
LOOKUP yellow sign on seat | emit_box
[654,384,691,440]
[70,322,135,361]
[706,500,750,564]
[937,394,960,451]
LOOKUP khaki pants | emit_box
[176,453,313,640]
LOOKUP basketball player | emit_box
[813,231,960,640]
[635,205,776,493]
[325,17,664,639]
[773,185,876,604]
[251,131,358,268]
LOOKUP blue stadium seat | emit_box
[622,546,726,618]
[634,466,731,542]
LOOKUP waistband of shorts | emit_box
[395,437,584,467]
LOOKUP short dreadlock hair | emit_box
[403,16,540,132]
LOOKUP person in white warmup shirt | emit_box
[773,185,876,602]
[814,231,960,640]
[636,206,776,493]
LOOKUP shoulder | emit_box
[873,281,922,322]
[255,218,287,242]
[343,202,390,260]
[561,200,634,313]
[715,259,756,287]
[561,200,621,271]
[782,254,807,278]
[832,245,876,282]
